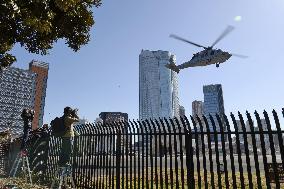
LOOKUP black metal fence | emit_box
[4,109,284,188]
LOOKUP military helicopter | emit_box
[165,25,247,73]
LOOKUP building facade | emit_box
[139,50,179,120]
[203,84,225,141]
[192,100,204,117]
[99,112,130,153]
[99,112,128,124]
[0,60,49,136]
[179,105,185,117]
[29,60,49,129]
[203,84,225,126]
[0,67,36,136]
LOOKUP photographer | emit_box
[20,108,34,156]
[57,107,79,168]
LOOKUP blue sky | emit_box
[11,0,284,124]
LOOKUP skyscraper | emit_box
[203,84,225,142]
[139,50,179,120]
[29,60,49,129]
[192,100,204,117]
[203,84,225,120]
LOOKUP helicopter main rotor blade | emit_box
[170,34,207,49]
[231,53,248,58]
[211,25,235,47]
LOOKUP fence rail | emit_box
[2,108,284,188]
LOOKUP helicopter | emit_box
[165,25,247,73]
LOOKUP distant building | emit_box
[235,120,245,142]
[139,50,179,120]
[99,112,128,124]
[203,84,225,141]
[192,100,204,117]
[203,84,225,128]
[179,106,185,117]
[29,60,49,129]
[0,67,36,136]
[74,118,90,126]
[0,60,49,136]
[95,117,103,124]
[99,112,130,153]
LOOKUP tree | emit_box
[0,0,102,70]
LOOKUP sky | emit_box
[10,0,284,124]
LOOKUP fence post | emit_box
[115,125,121,189]
[231,113,245,189]
[246,112,263,188]
[238,112,253,189]
[190,116,202,188]
[183,117,195,189]
[255,111,271,189]
[263,110,280,188]
[272,110,284,173]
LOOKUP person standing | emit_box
[20,108,34,156]
[57,107,79,168]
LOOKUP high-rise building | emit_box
[203,84,225,141]
[192,100,204,117]
[29,60,49,129]
[203,84,225,124]
[0,60,49,136]
[179,105,185,117]
[0,67,36,136]
[139,50,179,120]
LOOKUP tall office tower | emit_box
[139,50,179,120]
[179,106,185,117]
[192,100,204,117]
[29,60,49,129]
[203,84,225,125]
[0,67,36,136]
[203,84,225,141]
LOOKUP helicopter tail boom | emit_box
[165,63,180,73]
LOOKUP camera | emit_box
[71,108,79,118]
[21,108,35,121]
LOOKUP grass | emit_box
[1,169,283,188]
[0,177,49,189]
[71,169,284,188]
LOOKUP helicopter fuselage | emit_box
[178,49,232,70]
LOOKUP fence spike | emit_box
[254,110,271,188]
[231,112,246,189]
[238,112,254,188]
